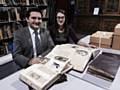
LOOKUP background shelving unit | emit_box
[0,0,49,56]
[74,0,120,35]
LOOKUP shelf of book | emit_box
[0,0,49,56]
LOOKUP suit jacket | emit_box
[13,27,54,68]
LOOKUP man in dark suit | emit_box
[13,7,54,68]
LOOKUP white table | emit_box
[0,70,29,90]
[1,35,120,90]
[1,67,120,90]
[0,69,105,90]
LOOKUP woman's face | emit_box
[56,12,65,26]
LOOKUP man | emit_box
[13,7,54,68]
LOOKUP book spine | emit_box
[88,66,114,81]
[0,29,3,40]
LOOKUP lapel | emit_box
[39,28,44,44]
[24,27,33,47]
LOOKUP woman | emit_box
[48,9,79,45]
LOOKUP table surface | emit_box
[0,66,120,90]
[0,35,120,90]
[0,69,106,90]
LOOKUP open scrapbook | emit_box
[46,44,100,72]
[20,56,72,90]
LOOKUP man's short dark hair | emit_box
[26,7,43,18]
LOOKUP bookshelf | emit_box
[75,0,120,34]
[0,0,48,56]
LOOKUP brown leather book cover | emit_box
[88,52,120,81]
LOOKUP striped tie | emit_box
[34,31,41,56]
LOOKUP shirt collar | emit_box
[28,26,40,35]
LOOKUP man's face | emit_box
[57,12,65,26]
[26,11,42,30]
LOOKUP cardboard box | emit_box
[114,28,120,35]
[90,43,111,48]
[90,31,113,48]
[112,24,120,50]
[112,35,120,50]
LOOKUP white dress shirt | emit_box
[29,27,41,57]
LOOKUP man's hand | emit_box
[28,58,41,65]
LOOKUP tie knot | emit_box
[34,31,38,35]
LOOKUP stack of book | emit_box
[88,52,120,81]
[3,0,27,5]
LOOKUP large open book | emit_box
[46,44,100,72]
[88,52,120,81]
[20,56,72,90]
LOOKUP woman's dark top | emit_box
[48,25,79,45]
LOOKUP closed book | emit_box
[88,52,120,81]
